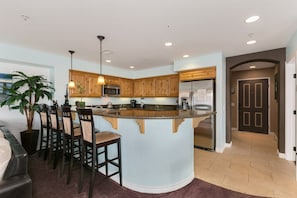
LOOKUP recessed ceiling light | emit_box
[245,16,260,23]
[129,66,135,69]
[165,42,173,47]
[105,60,111,63]
[249,65,256,69]
[183,54,190,58]
[247,40,256,45]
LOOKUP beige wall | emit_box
[230,67,278,134]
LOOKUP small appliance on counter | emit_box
[181,97,189,110]
[130,99,137,108]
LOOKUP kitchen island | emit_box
[89,108,215,193]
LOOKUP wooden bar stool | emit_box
[60,105,81,184]
[76,108,122,198]
[37,104,50,160]
[48,105,63,169]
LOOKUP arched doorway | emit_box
[230,61,278,135]
[226,48,286,153]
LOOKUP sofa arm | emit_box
[0,174,32,198]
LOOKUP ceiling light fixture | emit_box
[183,54,189,58]
[68,50,75,88]
[97,35,105,85]
[245,16,260,23]
[249,65,256,69]
[129,66,135,69]
[246,40,256,45]
[106,60,111,63]
[165,42,173,47]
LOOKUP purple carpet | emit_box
[28,155,266,198]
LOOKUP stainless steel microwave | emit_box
[102,84,120,96]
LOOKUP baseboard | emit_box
[277,150,286,159]
[123,174,194,194]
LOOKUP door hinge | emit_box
[294,74,296,78]
[293,110,296,115]
[294,147,296,152]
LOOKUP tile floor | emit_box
[194,131,297,198]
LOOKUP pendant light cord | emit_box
[97,35,105,75]
[68,50,75,80]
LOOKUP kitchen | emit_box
[67,66,216,192]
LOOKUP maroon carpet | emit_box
[28,155,266,198]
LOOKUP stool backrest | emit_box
[77,108,94,143]
[38,104,50,128]
[61,106,74,136]
[49,105,60,130]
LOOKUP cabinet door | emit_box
[69,70,86,97]
[104,75,120,85]
[143,78,155,97]
[155,76,169,96]
[86,73,102,97]
[179,67,216,81]
[120,78,133,97]
[168,75,179,97]
[133,79,143,97]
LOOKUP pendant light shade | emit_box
[68,50,75,88]
[97,35,105,84]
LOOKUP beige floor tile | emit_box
[194,131,297,198]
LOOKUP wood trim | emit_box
[103,117,118,129]
[135,119,145,134]
[179,66,216,81]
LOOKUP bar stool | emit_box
[48,105,63,169]
[76,108,122,198]
[60,105,81,184]
[37,104,50,160]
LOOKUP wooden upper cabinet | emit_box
[69,70,179,98]
[179,66,216,81]
[142,78,155,97]
[120,78,133,97]
[155,76,169,96]
[69,70,87,97]
[86,73,102,97]
[104,75,120,85]
[154,74,179,97]
[133,79,143,97]
[168,74,179,97]
[69,70,101,97]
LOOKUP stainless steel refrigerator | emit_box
[179,79,216,151]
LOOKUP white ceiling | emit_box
[1,0,297,70]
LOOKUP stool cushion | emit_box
[95,132,121,144]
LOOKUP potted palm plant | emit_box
[0,71,55,154]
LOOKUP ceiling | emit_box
[1,0,297,70]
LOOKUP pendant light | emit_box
[97,35,105,84]
[68,50,75,88]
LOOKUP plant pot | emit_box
[20,129,39,155]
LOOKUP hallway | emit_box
[194,131,297,198]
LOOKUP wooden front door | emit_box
[238,79,268,133]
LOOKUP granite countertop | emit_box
[91,108,215,119]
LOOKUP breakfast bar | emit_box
[88,108,215,193]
